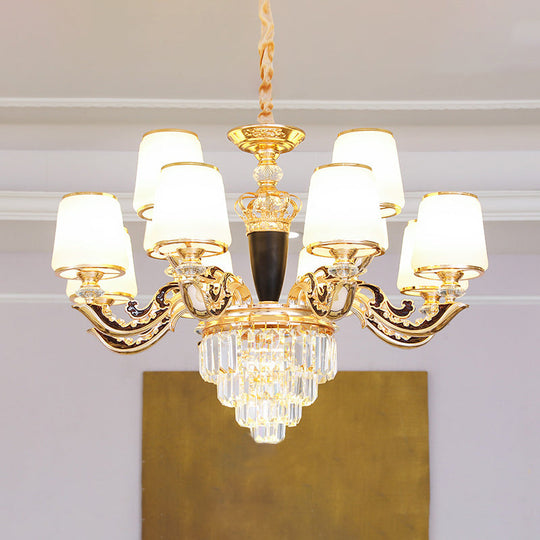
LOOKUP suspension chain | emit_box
[258,0,275,123]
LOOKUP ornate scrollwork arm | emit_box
[288,267,356,320]
[89,318,171,354]
[354,283,468,348]
[73,265,252,353]
[176,266,252,321]
[289,270,468,348]
[73,283,183,354]
[74,283,180,336]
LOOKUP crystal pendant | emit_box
[250,423,286,444]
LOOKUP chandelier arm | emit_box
[363,320,434,348]
[288,269,357,320]
[179,280,214,320]
[323,282,357,320]
[350,290,435,347]
[354,283,469,338]
[75,303,171,336]
[73,283,180,336]
[88,319,171,354]
[356,282,416,317]
[257,0,275,123]
[290,272,469,341]
[178,267,252,320]
[366,300,468,336]
[77,283,195,352]
[125,283,176,317]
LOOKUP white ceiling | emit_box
[3,0,540,101]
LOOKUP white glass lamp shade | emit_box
[51,193,128,279]
[412,192,488,280]
[303,164,388,258]
[151,162,231,256]
[67,229,138,304]
[205,251,233,273]
[297,248,328,277]
[332,129,405,217]
[398,220,468,295]
[143,220,163,259]
[133,129,203,220]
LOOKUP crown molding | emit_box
[1,190,539,223]
[1,292,538,306]
[2,97,540,112]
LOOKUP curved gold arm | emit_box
[75,266,252,353]
[363,321,434,348]
[88,318,171,354]
[353,283,468,348]
[74,283,180,336]
[178,266,252,320]
[356,283,468,336]
[288,271,468,348]
[288,267,356,320]
[72,282,184,353]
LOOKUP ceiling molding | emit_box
[1,190,539,223]
[2,97,540,112]
[1,292,539,306]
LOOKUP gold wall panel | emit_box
[142,371,429,539]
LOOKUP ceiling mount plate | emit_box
[227,124,305,158]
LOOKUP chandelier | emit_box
[51,1,488,444]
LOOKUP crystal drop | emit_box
[250,422,286,444]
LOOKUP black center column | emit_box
[248,230,288,302]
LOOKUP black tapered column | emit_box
[248,231,288,302]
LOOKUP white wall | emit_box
[0,282,538,539]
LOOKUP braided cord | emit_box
[258,0,275,123]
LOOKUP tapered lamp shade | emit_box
[143,219,161,259]
[133,129,203,220]
[332,129,405,217]
[303,164,388,257]
[151,162,231,256]
[205,251,234,273]
[67,229,138,303]
[412,192,488,280]
[297,248,328,277]
[398,220,468,295]
[51,193,128,279]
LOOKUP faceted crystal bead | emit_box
[252,164,283,184]
[438,281,466,302]
[76,284,104,302]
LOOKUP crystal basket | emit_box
[199,303,337,443]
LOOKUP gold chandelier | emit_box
[51,0,488,444]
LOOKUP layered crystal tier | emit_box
[199,323,337,444]
[200,326,337,384]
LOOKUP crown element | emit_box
[228,124,304,234]
[235,188,301,233]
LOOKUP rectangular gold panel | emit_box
[142,371,429,540]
